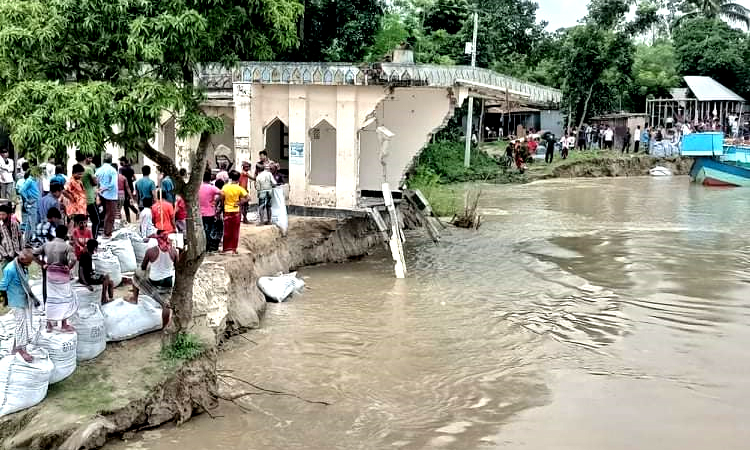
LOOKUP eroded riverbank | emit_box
[0,215,384,450]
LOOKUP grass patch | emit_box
[45,363,115,415]
[160,332,205,363]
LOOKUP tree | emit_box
[675,0,750,28]
[0,0,302,337]
[673,17,750,98]
[283,0,385,62]
[632,41,680,106]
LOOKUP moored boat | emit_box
[682,132,750,187]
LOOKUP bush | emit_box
[414,140,500,183]
[160,332,205,363]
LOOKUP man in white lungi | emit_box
[33,225,77,333]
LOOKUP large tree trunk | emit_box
[136,130,211,335]
[577,85,595,133]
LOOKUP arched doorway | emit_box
[264,118,289,173]
[309,120,336,186]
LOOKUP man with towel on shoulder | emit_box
[0,249,39,362]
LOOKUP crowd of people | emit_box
[0,148,286,362]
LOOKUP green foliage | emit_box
[673,17,750,99]
[632,41,679,105]
[282,0,385,62]
[676,0,750,28]
[0,0,303,161]
[160,332,206,363]
[413,140,500,183]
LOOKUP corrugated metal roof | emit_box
[669,88,689,100]
[684,76,745,102]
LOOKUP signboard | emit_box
[290,142,304,165]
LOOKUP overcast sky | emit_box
[536,0,750,31]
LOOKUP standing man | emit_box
[19,169,41,244]
[221,170,250,254]
[239,161,251,224]
[95,154,118,238]
[634,126,642,154]
[63,164,88,224]
[152,189,176,235]
[135,165,156,209]
[577,127,587,151]
[158,167,175,205]
[622,128,631,154]
[37,183,63,225]
[603,125,614,150]
[199,171,222,252]
[78,152,100,238]
[41,157,55,196]
[640,125,651,155]
[0,203,22,267]
[118,157,139,221]
[545,134,555,164]
[0,249,38,362]
[0,149,14,201]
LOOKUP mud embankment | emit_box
[0,215,384,450]
[544,155,694,180]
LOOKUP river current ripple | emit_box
[109,177,750,450]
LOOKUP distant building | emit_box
[646,76,745,130]
[590,113,647,149]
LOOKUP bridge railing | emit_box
[197,62,562,106]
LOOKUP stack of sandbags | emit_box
[102,296,164,342]
[257,272,305,303]
[0,347,54,416]
[36,330,77,384]
[93,250,122,287]
[70,304,106,361]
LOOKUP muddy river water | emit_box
[109,177,750,450]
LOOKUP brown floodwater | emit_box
[107,177,750,450]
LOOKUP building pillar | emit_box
[287,85,307,206]
[335,86,358,209]
[233,83,253,167]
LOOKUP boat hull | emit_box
[690,157,750,187]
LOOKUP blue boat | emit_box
[682,133,750,187]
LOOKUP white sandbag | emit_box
[0,311,46,354]
[131,237,156,264]
[258,273,304,303]
[649,166,673,177]
[102,296,163,342]
[0,347,54,416]
[73,283,101,307]
[271,186,289,235]
[104,239,137,273]
[94,250,122,287]
[36,330,77,384]
[69,304,106,361]
[168,233,184,250]
[110,227,139,242]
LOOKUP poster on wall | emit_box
[290,142,304,165]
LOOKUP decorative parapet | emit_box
[197,62,562,107]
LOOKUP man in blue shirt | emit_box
[95,154,118,238]
[640,125,650,154]
[135,165,156,209]
[0,249,37,362]
[158,166,175,205]
[19,170,41,244]
[37,182,62,224]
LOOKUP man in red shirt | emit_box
[174,194,187,233]
[152,190,175,234]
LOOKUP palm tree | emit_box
[675,0,750,28]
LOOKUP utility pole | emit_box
[464,11,478,168]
